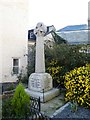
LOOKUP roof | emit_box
[57,24,88,32]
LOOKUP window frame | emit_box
[12,58,20,75]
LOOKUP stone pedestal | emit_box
[25,88,60,102]
[26,73,60,102]
[28,73,53,92]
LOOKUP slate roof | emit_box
[57,24,88,32]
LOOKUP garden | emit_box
[2,43,90,119]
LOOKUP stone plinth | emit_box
[28,73,53,92]
[27,72,60,102]
[25,88,60,102]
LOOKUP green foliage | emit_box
[5,84,15,91]
[28,45,35,76]
[2,97,13,118]
[70,100,78,112]
[64,64,90,108]
[45,44,89,87]
[28,44,90,88]
[45,44,90,69]
[46,59,65,87]
[11,83,30,117]
[17,72,28,84]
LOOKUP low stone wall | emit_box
[1,81,18,93]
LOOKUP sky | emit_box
[28,0,89,30]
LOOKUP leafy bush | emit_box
[46,59,65,87]
[17,72,28,84]
[5,84,15,91]
[46,44,90,87]
[64,64,90,108]
[28,44,90,88]
[28,45,35,76]
[11,83,30,118]
[45,44,90,70]
[2,97,13,118]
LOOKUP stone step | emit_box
[41,93,65,117]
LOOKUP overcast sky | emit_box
[28,0,89,30]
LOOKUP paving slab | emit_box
[41,93,66,117]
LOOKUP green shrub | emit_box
[46,59,65,87]
[28,44,90,88]
[11,83,30,118]
[17,72,28,84]
[45,44,90,69]
[2,97,13,118]
[28,45,35,76]
[5,84,15,91]
[64,64,90,108]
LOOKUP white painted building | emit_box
[0,0,28,83]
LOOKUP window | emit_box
[12,59,19,74]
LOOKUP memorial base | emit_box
[25,88,60,102]
[28,73,53,92]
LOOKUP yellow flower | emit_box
[64,64,90,108]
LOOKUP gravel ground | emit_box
[51,103,90,120]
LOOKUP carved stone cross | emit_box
[26,22,60,102]
[34,22,47,73]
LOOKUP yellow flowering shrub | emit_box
[64,64,90,108]
[47,59,64,87]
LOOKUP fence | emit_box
[30,96,50,120]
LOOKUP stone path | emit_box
[41,93,65,117]
[41,94,90,120]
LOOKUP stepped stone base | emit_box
[25,88,60,102]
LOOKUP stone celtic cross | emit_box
[27,22,59,102]
[28,22,53,92]
[34,22,47,73]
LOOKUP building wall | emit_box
[0,22,2,83]
[56,30,88,44]
[0,0,28,82]
[0,4,3,82]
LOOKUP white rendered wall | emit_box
[0,4,3,83]
[0,0,28,82]
[0,32,2,83]
[0,33,2,83]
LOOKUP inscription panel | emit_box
[28,73,53,92]
[30,77,41,88]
